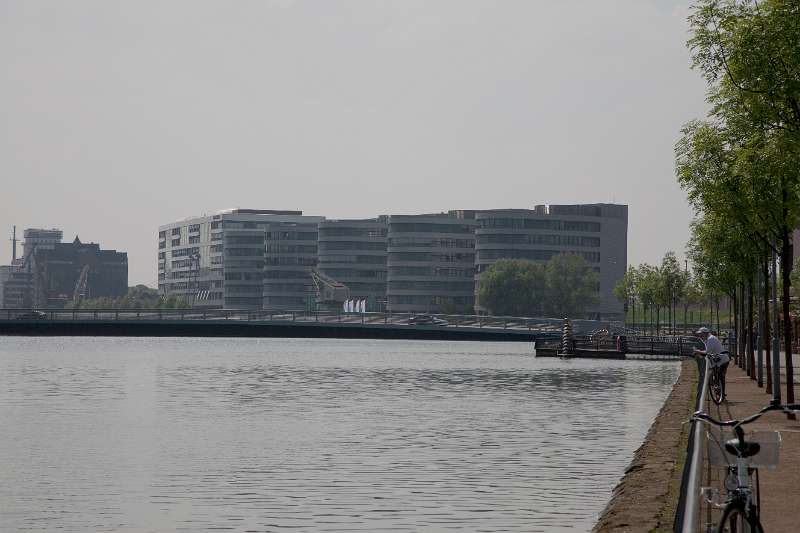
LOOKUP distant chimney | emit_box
[11,225,17,262]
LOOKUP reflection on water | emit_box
[0,338,679,532]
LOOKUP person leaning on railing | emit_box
[693,326,730,397]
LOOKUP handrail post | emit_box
[677,356,709,532]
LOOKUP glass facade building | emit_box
[317,218,388,310]
[474,204,627,319]
[386,212,477,314]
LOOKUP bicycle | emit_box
[692,403,800,532]
[707,353,727,405]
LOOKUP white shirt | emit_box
[705,335,729,365]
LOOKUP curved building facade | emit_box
[317,218,388,310]
[386,212,476,314]
[474,204,627,319]
[263,219,323,310]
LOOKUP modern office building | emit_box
[474,204,628,319]
[263,217,324,310]
[317,217,388,310]
[158,209,323,310]
[386,211,477,314]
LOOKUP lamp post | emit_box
[189,253,200,308]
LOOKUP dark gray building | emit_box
[474,204,627,319]
[263,218,324,310]
[34,237,128,307]
[386,211,477,314]
[0,229,127,308]
[317,218,388,310]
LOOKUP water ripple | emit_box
[0,337,679,532]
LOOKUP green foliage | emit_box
[66,285,188,309]
[679,0,800,319]
[477,259,546,317]
[679,0,799,397]
[544,253,599,318]
[477,254,598,318]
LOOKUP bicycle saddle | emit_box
[725,438,761,458]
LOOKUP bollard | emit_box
[560,318,575,356]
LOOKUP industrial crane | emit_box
[72,264,90,303]
[309,269,350,309]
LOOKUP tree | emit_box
[477,254,599,318]
[65,285,176,310]
[544,253,599,318]
[614,265,638,326]
[684,0,800,404]
[660,252,685,333]
[477,259,546,317]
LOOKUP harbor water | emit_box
[0,337,680,532]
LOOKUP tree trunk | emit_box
[764,258,772,394]
[684,303,688,335]
[748,275,755,380]
[740,284,747,369]
[656,306,660,336]
[781,230,795,409]
[733,288,741,367]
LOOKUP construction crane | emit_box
[310,269,350,309]
[73,264,90,302]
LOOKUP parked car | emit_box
[15,311,48,320]
[407,314,449,327]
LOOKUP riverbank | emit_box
[594,358,698,532]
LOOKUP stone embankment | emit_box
[594,359,698,533]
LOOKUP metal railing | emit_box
[675,356,709,533]
[535,334,704,356]
[0,308,620,334]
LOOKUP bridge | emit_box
[0,308,567,342]
[0,309,700,353]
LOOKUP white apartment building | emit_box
[158,209,323,310]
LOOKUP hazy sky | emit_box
[1,1,709,286]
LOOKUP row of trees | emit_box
[65,285,187,309]
[477,253,599,318]
[613,252,709,334]
[675,0,799,403]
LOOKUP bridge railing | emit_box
[535,334,704,356]
[0,308,620,333]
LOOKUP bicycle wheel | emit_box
[716,501,764,533]
[709,367,724,405]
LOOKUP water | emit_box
[0,337,680,532]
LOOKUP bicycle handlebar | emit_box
[692,403,800,428]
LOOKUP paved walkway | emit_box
[700,364,800,531]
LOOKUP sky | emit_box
[1,1,710,286]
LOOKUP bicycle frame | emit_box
[727,426,757,515]
[693,403,800,530]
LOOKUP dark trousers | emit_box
[718,362,729,397]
